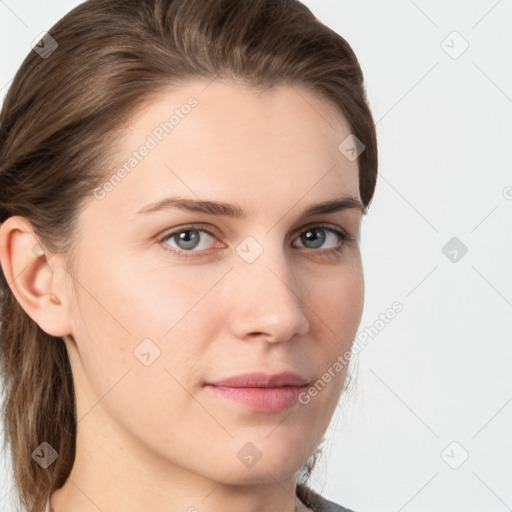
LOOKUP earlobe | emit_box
[0,216,72,337]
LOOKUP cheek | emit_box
[308,266,363,386]
[306,261,364,338]
[67,262,213,450]
[69,256,226,394]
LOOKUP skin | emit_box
[0,79,365,512]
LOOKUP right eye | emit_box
[157,224,220,258]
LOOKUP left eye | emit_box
[158,224,348,257]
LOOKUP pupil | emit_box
[304,228,325,249]
[177,230,199,249]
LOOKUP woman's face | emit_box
[59,79,364,490]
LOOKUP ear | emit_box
[0,216,73,338]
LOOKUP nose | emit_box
[226,244,310,344]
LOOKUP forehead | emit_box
[91,79,360,220]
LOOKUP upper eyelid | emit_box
[158,221,349,240]
[157,222,351,253]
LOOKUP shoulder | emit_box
[296,482,357,512]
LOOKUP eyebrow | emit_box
[136,194,366,218]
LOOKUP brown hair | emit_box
[0,0,378,510]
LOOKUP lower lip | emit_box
[205,385,308,412]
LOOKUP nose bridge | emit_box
[228,231,310,341]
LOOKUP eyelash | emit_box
[156,223,354,260]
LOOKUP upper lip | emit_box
[206,371,309,388]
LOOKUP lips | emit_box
[204,371,310,412]
[206,371,309,388]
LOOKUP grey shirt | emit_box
[296,483,356,512]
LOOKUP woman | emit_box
[0,0,378,511]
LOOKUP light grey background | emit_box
[1,1,511,511]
